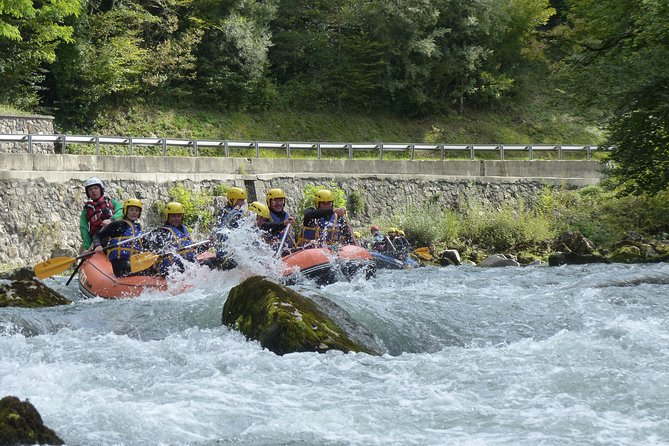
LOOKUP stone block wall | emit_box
[0,115,55,154]
[0,176,567,269]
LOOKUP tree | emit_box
[0,0,82,107]
[552,0,669,193]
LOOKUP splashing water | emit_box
[2,257,669,445]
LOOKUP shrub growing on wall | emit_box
[155,185,214,231]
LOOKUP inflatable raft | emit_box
[78,252,172,299]
[282,244,375,285]
[370,251,419,270]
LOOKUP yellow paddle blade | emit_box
[130,252,160,273]
[413,247,434,261]
[34,256,77,279]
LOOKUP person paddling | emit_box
[92,198,145,277]
[264,188,296,251]
[79,177,123,251]
[297,189,356,247]
[145,202,201,275]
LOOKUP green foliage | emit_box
[538,185,669,246]
[552,0,669,194]
[212,183,230,197]
[382,205,459,247]
[0,0,82,107]
[296,184,346,218]
[347,191,365,217]
[157,184,214,230]
[460,200,555,253]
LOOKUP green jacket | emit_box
[79,197,123,249]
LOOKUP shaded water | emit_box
[1,261,669,445]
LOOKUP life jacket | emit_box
[269,210,295,249]
[296,214,344,247]
[85,196,114,236]
[158,224,195,273]
[217,206,244,229]
[107,220,142,261]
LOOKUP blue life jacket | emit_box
[107,220,142,261]
[158,224,195,273]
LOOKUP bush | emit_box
[155,185,214,233]
[347,191,365,217]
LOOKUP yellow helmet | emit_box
[387,227,398,235]
[248,201,270,219]
[398,229,406,237]
[123,198,143,216]
[266,188,286,206]
[164,201,185,221]
[314,189,334,207]
[353,231,362,239]
[227,187,247,206]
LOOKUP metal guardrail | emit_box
[0,133,603,160]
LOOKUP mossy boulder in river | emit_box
[0,395,64,445]
[222,276,384,356]
[0,267,71,308]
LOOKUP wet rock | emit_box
[222,276,383,356]
[607,233,669,263]
[0,267,71,308]
[438,249,461,266]
[477,254,520,267]
[548,252,610,266]
[555,231,597,255]
[0,395,64,445]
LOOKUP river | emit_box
[1,259,668,445]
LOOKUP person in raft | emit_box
[264,188,297,252]
[145,202,201,275]
[80,177,123,252]
[296,189,357,248]
[209,186,248,270]
[91,198,145,277]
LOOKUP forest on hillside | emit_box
[1,0,668,193]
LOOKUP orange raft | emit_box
[281,244,376,285]
[78,252,174,299]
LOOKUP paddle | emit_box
[274,223,292,258]
[33,232,152,280]
[130,240,211,273]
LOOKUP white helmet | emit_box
[83,177,105,197]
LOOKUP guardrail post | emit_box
[500,144,504,161]
[27,134,33,154]
[317,142,321,159]
[586,145,592,160]
[528,145,533,161]
[348,143,353,160]
[410,144,415,160]
[469,145,474,160]
[286,142,291,159]
[95,137,100,155]
[377,143,382,160]
[193,140,198,157]
[439,144,444,160]
[557,144,562,160]
[224,140,229,157]
[61,134,67,154]
[128,137,133,156]
[162,138,167,156]
[255,141,259,158]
